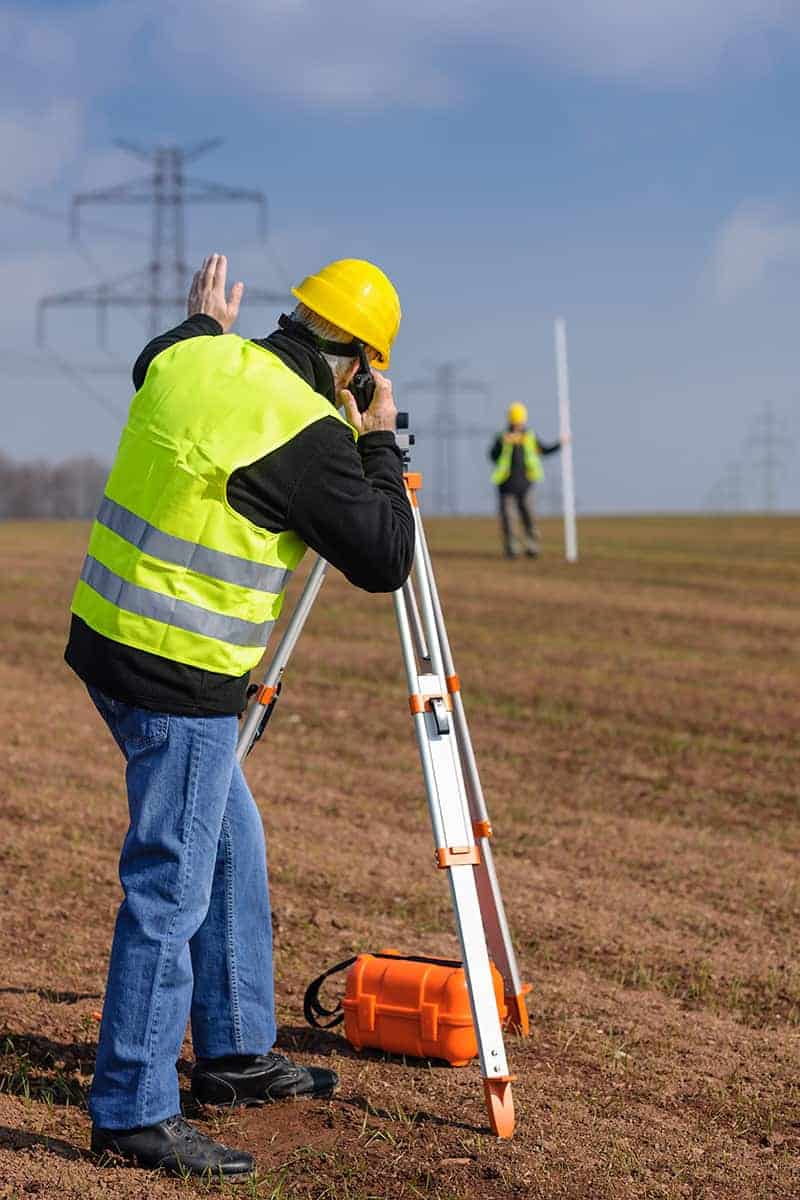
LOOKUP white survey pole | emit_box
[554,317,578,563]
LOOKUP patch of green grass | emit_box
[616,957,717,1005]
[703,1070,800,1143]
[0,1035,88,1107]
[525,935,800,1029]
[615,956,800,1027]
[175,1164,294,1197]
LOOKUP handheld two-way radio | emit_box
[348,343,375,413]
[278,313,375,413]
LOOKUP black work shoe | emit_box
[192,1052,339,1107]
[91,1114,254,1177]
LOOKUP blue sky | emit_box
[2,1,799,513]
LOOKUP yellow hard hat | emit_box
[507,403,528,425]
[292,258,401,369]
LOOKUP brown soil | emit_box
[0,514,798,1199]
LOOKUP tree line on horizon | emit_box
[0,453,108,519]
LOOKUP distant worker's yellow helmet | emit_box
[507,403,528,425]
[292,258,401,369]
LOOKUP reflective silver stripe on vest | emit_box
[96,496,291,595]
[81,556,274,648]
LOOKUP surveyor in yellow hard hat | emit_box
[64,254,413,1179]
[488,402,563,558]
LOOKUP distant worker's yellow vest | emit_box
[491,431,543,485]
[71,335,353,676]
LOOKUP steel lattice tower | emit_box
[38,139,288,344]
[407,363,492,513]
[750,398,790,513]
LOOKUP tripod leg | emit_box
[237,557,330,763]
[413,508,531,1034]
[402,574,430,666]
[394,555,515,1138]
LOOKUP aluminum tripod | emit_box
[237,462,529,1140]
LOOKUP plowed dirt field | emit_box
[1,515,798,1199]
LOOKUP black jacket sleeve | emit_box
[132,314,223,390]
[290,427,414,592]
[537,438,562,455]
[489,435,502,462]
[228,420,414,593]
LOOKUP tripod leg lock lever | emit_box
[408,692,452,733]
[429,697,450,734]
[435,845,481,869]
[247,681,283,750]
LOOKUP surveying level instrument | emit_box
[237,413,530,1139]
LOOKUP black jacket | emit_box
[65,315,415,715]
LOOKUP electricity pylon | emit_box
[749,398,792,512]
[406,363,492,513]
[37,140,288,346]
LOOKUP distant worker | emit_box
[64,254,414,1179]
[489,403,564,558]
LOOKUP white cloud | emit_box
[711,203,800,300]
[153,0,800,106]
[0,2,160,199]
[1,3,146,105]
[0,8,77,96]
[0,4,149,198]
[499,0,797,84]
[159,2,460,109]
[2,0,800,130]
[0,102,84,192]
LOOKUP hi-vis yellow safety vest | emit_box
[71,335,353,676]
[491,431,543,486]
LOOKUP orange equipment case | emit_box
[306,951,506,1067]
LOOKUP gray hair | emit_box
[292,302,357,389]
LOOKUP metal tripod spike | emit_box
[236,435,524,1140]
[236,556,329,764]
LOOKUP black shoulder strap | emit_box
[303,956,357,1029]
[278,313,359,357]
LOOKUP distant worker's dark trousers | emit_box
[498,486,539,557]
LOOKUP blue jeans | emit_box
[87,687,276,1129]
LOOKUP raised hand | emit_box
[187,254,244,332]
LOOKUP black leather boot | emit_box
[192,1051,339,1106]
[91,1114,254,1177]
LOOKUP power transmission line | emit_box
[750,398,792,512]
[705,459,744,512]
[37,140,290,346]
[705,400,794,512]
[0,190,147,242]
[42,348,127,423]
[6,351,130,377]
[405,363,493,513]
[1,189,150,334]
